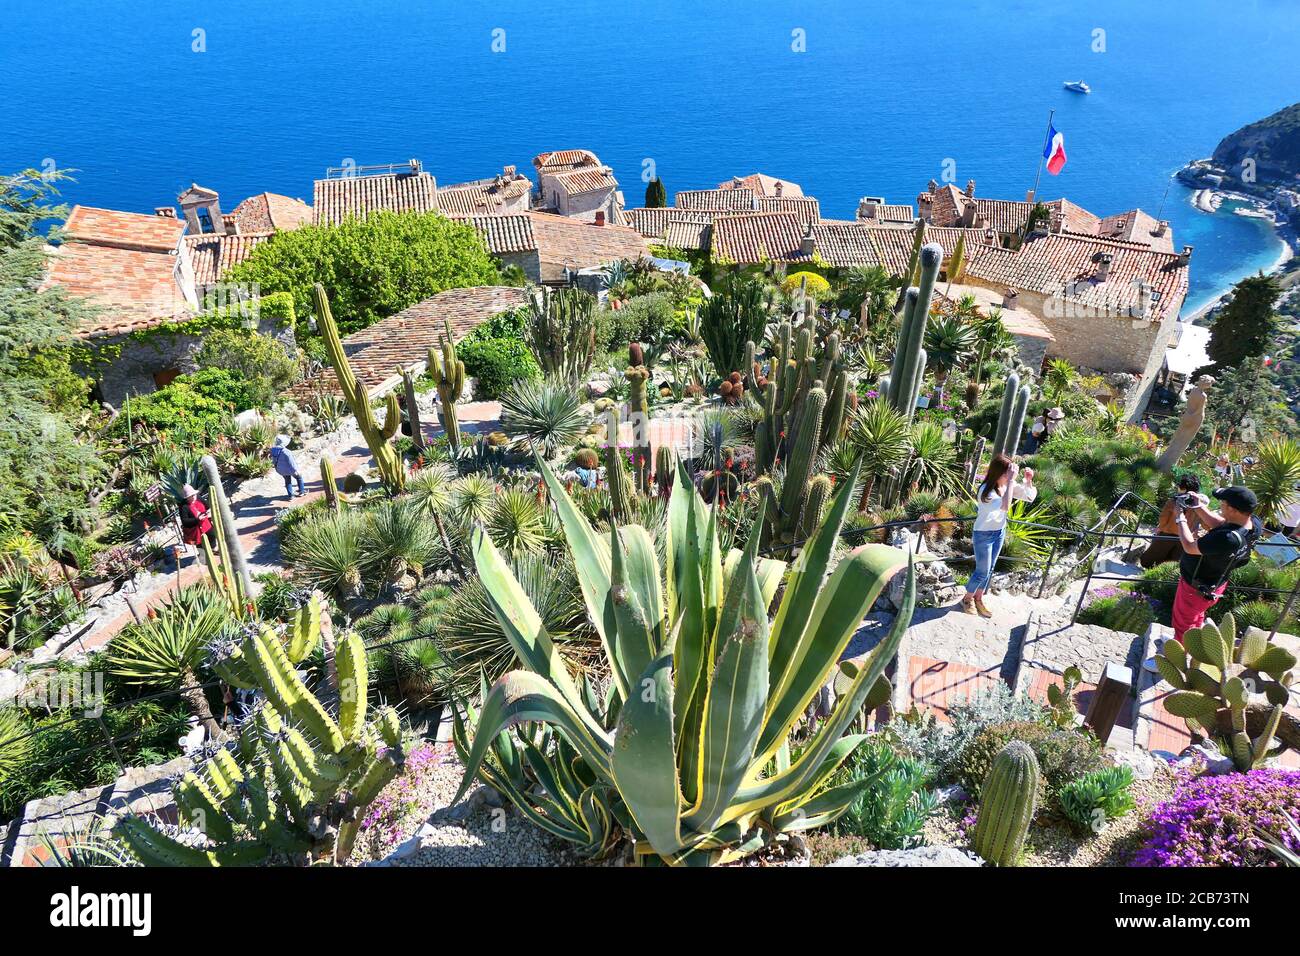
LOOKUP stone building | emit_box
[454,210,648,284]
[532,150,623,223]
[437,165,532,216]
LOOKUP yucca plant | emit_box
[849,397,912,510]
[923,314,976,406]
[1247,438,1300,526]
[453,457,915,865]
[406,464,456,514]
[103,586,231,738]
[485,487,551,557]
[359,498,440,588]
[500,378,588,460]
[452,474,495,524]
[282,509,365,602]
[904,421,964,498]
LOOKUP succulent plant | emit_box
[885,244,943,420]
[1154,613,1297,770]
[429,319,467,457]
[971,740,1038,866]
[992,371,1031,458]
[453,455,915,865]
[526,286,598,390]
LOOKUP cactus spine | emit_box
[429,319,466,456]
[971,740,1039,866]
[1154,612,1297,770]
[118,603,406,867]
[992,372,1031,457]
[313,283,406,493]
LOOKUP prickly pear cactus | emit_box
[1154,612,1296,770]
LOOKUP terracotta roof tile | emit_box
[662,218,711,251]
[710,211,812,265]
[183,232,272,288]
[856,203,915,224]
[312,172,439,225]
[758,196,821,225]
[716,174,804,198]
[231,193,312,233]
[550,166,618,195]
[457,213,537,254]
[286,286,528,400]
[623,207,712,239]
[526,212,649,282]
[676,189,760,212]
[437,175,532,216]
[62,205,186,252]
[533,150,600,173]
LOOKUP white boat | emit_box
[1064,80,1091,94]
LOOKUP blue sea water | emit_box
[2,0,1296,313]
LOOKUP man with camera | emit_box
[1171,485,1261,641]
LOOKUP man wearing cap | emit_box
[1171,485,1261,641]
[270,435,306,498]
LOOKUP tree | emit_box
[1205,356,1295,446]
[226,210,501,337]
[195,328,300,409]
[0,169,105,540]
[836,265,896,327]
[645,177,667,208]
[1205,273,1280,371]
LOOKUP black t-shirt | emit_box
[1179,518,1259,588]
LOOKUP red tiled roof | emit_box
[758,196,821,225]
[857,203,915,224]
[1046,198,1101,236]
[43,242,190,337]
[623,207,713,239]
[231,193,312,233]
[662,218,711,251]
[286,286,528,400]
[527,212,649,282]
[716,173,804,198]
[1098,208,1174,251]
[533,150,600,173]
[550,166,618,195]
[971,198,1036,234]
[61,205,186,252]
[312,172,439,225]
[184,232,272,288]
[458,213,537,254]
[710,211,812,265]
[437,176,531,216]
[676,189,760,212]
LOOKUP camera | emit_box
[1172,492,1200,510]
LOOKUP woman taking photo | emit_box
[961,453,1036,617]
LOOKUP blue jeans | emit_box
[966,527,1006,594]
[282,472,305,497]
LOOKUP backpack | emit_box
[1196,520,1260,598]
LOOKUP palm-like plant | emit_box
[407,463,456,514]
[501,378,588,459]
[1247,438,1300,526]
[837,265,896,325]
[904,421,965,498]
[486,487,552,557]
[283,508,365,601]
[1044,358,1077,405]
[453,457,915,865]
[698,274,773,379]
[103,586,230,738]
[849,398,912,510]
[452,474,495,524]
[923,314,977,406]
[360,499,440,588]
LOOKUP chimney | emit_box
[594,211,606,226]
[1002,288,1020,310]
[1135,279,1152,319]
[858,197,879,220]
[155,207,177,218]
[503,164,516,177]
[799,222,816,256]
[774,181,784,198]
[917,193,933,222]
[927,179,939,194]
[984,228,996,245]
[965,179,976,198]
[1155,219,1169,236]
[1025,189,1035,203]
[1178,245,1194,266]
[1096,253,1114,281]
[408,159,423,174]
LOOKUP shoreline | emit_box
[1179,183,1298,323]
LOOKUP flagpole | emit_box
[1031,108,1056,202]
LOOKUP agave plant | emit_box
[923,314,976,406]
[103,586,231,738]
[359,499,440,588]
[282,509,365,601]
[1247,438,1300,526]
[453,457,914,865]
[904,421,965,498]
[501,378,589,460]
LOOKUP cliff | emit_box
[1210,101,1300,184]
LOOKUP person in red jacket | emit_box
[179,484,214,550]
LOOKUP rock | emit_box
[934,784,969,804]
[1173,742,1235,775]
[829,846,984,867]
[1109,748,1158,781]
[887,552,958,610]
[0,668,24,704]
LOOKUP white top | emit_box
[973,480,1038,532]
[1281,496,1300,528]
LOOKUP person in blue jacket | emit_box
[270,435,305,498]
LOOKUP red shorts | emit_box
[1172,576,1226,642]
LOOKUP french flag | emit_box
[1044,124,1067,175]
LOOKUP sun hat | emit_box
[181,484,199,499]
[1213,486,1257,513]
[1046,407,1065,420]
[275,435,290,447]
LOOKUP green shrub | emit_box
[1059,765,1135,834]
[1076,593,1157,635]
[458,337,541,400]
[174,367,260,412]
[226,211,500,336]
[195,327,300,409]
[117,381,231,450]
[464,306,528,343]
[955,720,1104,810]
[597,292,675,352]
[833,739,940,850]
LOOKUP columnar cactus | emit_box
[992,372,1031,458]
[1155,613,1297,770]
[378,392,402,441]
[526,286,597,389]
[773,382,828,544]
[604,408,634,521]
[625,365,652,494]
[429,319,466,457]
[199,454,252,604]
[895,218,927,312]
[313,283,406,493]
[799,474,833,539]
[971,740,1039,866]
[401,366,424,450]
[886,243,942,420]
[117,603,406,867]
[654,444,676,497]
[320,456,338,510]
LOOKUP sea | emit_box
[2,0,1297,313]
